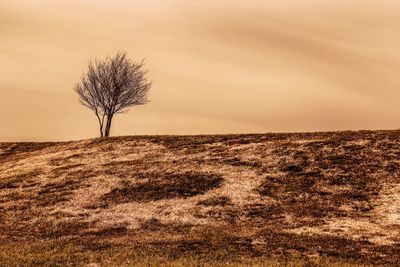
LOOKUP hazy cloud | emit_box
[1,0,400,141]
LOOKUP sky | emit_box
[1,0,400,141]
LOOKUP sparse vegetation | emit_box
[1,131,399,266]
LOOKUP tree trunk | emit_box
[99,125,104,138]
[96,113,105,138]
[104,114,113,137]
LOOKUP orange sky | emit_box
[1,0,400,141]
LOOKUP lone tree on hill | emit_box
[74,52,151,137]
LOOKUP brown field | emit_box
[1,130,400,266]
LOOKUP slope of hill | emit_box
[1,131,400,266]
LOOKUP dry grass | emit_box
[0,130,399,266]
[101,171,223,204]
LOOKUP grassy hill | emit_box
[1,131,400,266]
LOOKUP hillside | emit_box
[1,131,400,266]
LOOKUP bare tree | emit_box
[74,52,151,137]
